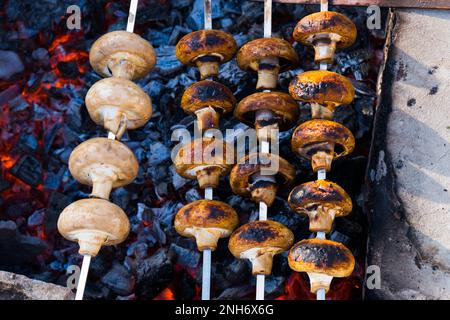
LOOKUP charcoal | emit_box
[0,50,24,80]
[0,180,11,192]
[175,271,197,300]
[168,25,192,45]
[171,0,193,9]
[169,243,200,268]
[110,188,131,210]
[154,46,184,76]
[27,209,45,227]
[32,48,49,61]
[187,0,223,30]
[135,248,174,299]
[147,141,171,166]
[45,192,71,232]
[10,155,42,186]
[14,134,39,153]
[264,276,285,297]
[0,220,47,266]
[223,259,250,285]
[185,187,201,203]
[216,285,254,300]
[101,263,135,296]
[0,84,21,105]
[9,95,29,113]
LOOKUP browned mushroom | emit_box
[289,70,355,119]
[69,138,138,199]
[291,119,355,172]
[293,11,357,63]
[85,77,152,138]
[288,180,352,233]
[89,30,156,80]
[181,80,236,132]
[229,220,294,275]
[236,38,299,89]
[174,137,234,189]
[174,200,239,251]
[176,30,237,79]
[230,152,295,207]
[288,238,355,293]
[57,198,130,257]
[235,91,299,142]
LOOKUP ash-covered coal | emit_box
[0,0,387,300]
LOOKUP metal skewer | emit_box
[75,255,91,300]
[316,0,328,301]
[126,0,138,33]
[75,0,138,301]
[255,0,274,301]
[200,0,213,299]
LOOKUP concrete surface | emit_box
[366,9,450,299]
[0,270,73,300]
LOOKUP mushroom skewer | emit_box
[58,0,153,300]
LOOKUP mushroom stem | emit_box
[75,255,91,300]
[103,109,128,140]
[311,34,342,63]
[308,207,337,233]
[310,103,333,120]
[107,59,136,79]
[307,272,334,294]
[76,230,108,257]
[257,57,280,90]
[196,166,222,189]
[310,142,335,172]
[195,106,220,131]
[90,169,116,199]
[255,109,279,143]
[250,176,278,207]
[196,56,221,79]
[241,248,275,275]
[192,227,223,251]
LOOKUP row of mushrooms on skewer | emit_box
[55,2,360,299]
[172,7,359,299]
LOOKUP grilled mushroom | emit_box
[69,138,138,199]
[176,30,237,79]
[174,200,239,251]
[235,91,299,142]
[57,198,130,257]
[229,220,294,275]
[291,119,355,172]
[293,11,357,63]
[288,180,352,233]
[288,238,355,293]
[181,80,236,132]
[289,70,355,119]
[89,31,156,80]
[236,38,299,89]
[174,137,234,189]
[230,153,295,207]
[85,77,152,138]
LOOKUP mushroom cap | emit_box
[288,238,355,278]
[69,137,138,188]
[174,137,234,179]
[175,30,237,65]
[89,31,156,80]
[291,119,355,159]
[175,200,239,237]
[85,77,152,130]
[181,80,236,115]
[235,91,299,131]
[293,11,357,49]
[236,38,299,73]
[57,198,130,254]
[230,152,296,198]
[289,70,355,109]
[229,220,294,257]
[288,180,352,217]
